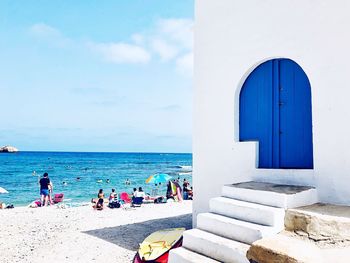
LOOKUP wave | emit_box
[178,172,192,176]
[178,165,192,171]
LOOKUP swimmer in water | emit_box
[106,179,110,183]
[76,177,81,181]
[62,181,68,186]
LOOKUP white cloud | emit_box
[29,23,71,47]
[89,42,151,64]
[157,18,193,49]
[30,23,60,36]
[28,19,194,72]
[151,38,179,61]
[176,52,193,76]
[149,18,193,75]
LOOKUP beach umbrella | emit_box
[0,186,8,194]
[146,173,172,184]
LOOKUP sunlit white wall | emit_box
[193,0,350,224]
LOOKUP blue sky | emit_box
[0,1,194,153]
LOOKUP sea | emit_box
[0,151,192,207]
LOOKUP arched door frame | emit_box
[234,57,314,169]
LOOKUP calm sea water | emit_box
[0,152,192,206]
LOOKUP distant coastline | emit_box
[0,146,18,153]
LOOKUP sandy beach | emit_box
[0,201,192,263]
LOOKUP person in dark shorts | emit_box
[39,172,51,206]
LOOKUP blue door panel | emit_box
[239,59,313,169]
[279,60,313,168]
[239,61,274,168]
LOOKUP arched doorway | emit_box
[239,59,313,169]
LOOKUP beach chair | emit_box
[131,197,144,207]
[119,192,132,203]
[119,192,133,209]
[53,193,64,204]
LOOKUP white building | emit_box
[170,0,350,262]
[193,0,350,221]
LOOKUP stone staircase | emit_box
[169,181,318,263]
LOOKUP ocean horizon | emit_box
[0,151,192,206]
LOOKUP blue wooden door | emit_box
[239,59,313,169]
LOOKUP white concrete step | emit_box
[210,196,285,227]
[183,228,250,263]
[168,247,220,263]
[197,212,280,244]
[222,181,318,209]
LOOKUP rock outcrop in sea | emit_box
[0,146,19,153]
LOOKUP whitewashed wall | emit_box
[193,0,350,223]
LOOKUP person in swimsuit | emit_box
[96,189,104,210]
[109,189,118,202]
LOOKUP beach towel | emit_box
[53,193,64,203]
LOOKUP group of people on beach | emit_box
[166,178,193,202]
[32,171,193,209]
[92,186,147,210]
[91,178,193,211]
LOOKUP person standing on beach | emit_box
[182,179,190,200]
[39,173,51,206]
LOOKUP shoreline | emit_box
[0,151,192,207]
[0,200,192,263]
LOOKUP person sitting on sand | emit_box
[132,187,138,197]
[39,173,51,206]
[135,187,146,198]
[108,189,120,208]
[109,189,118,202]
[94,189,104,210]
[188,186,193,200]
